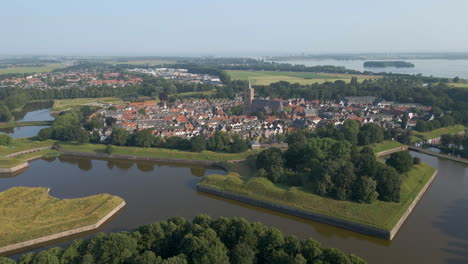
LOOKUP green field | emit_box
[368,140,404,153]
[174,90,217,98]
[0,63,65,74]
[199,163,436,231]
[413,125,464,140]
[52,97,124,111]
[58,142,256,162]
[227,70,380,85]
[447,82,468,89]
[0,187,124,247]
[108,59,176,65]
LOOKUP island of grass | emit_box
[227,70,380,85]
[365,140,405,155]
[363,61,415,68]
[0,187,125,254]
[198,162,436,239]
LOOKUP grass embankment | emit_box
[0,121,53,129]
[0,138,56,156]
[0,138,58,168]
[413,125,464,140]
[367,140,404,153]
[58,142,255,162]
[199,163,436,231]
[52,97,123,112]
[0,187,124,247]
[227,70,380,85]
[0,63,65,74]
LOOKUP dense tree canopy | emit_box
[3,216,367,264]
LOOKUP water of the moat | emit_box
[0,152,467,264]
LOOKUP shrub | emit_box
[0,134,13,146]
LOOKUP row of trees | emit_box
[0,215,366,264]
[440,134,468,158]
[106,129,249,154]
[314,120,385,146]
[256,131,415,203]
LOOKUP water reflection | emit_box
[0,152,467,264]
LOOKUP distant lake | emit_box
[0,108,54,138]
[277,59,468,78]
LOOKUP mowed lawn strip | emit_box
[58,142,254,162]
[413,125,464,140]
[0,187,124,247]
[198,163,435,231]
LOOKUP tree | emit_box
[354,176,378,203]
[111,128,130,146]
[374,163,402,202]
[134,129,154,148]
[0,257,16,264]
[105,117,117,127]
[453,76,460,83]
[358,123,384,145]
[0,134,13,146]
[256,148,284,183]
[38,127,53,141]
[341,119,360,145]
[386,151,413,173]
[230,134,248,153]
[138,107,147,115]
[401,113,408,129]
[190,135,206,152]
[0,103,12,122]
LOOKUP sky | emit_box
[2,0,468,56]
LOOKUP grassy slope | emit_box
[0,138,58,168]
[0,63,65,74]
[0,138,56,156]
[199,163,436,231]
[0,187,124,247]
[368,140,404,153]
[52,97,123,111]
[58,142,255,162]
[413,125,464,140]
[227,70,380,85]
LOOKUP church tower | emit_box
[243,82,254,114]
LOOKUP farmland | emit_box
[227,70,380,85]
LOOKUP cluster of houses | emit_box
[0,71,143,89]
[128,68,222,85]
[90,86,435,144]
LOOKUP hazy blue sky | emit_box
[2,0,468,56]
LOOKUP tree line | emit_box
[0,215,367,264]
[38,107,250,154]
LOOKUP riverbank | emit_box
[197,163,437,240]
[408,146,468,165]
[0,187,125,255]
